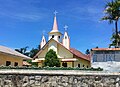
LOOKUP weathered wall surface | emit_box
[0,70,120,87]
[92,61,120,72]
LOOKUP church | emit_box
[33,12,90,68]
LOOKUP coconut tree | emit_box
[102,0,120,47]
[15,46,30,56]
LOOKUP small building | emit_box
[33,13,90,68]
[0,45,31,66]
[91,48,120,72]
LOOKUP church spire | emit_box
[40,35,46,49]
[62,25,70,49]
[49,11,62,42]
[50,11,59,32]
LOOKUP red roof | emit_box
[70,48,90,61]
[92,48,120,51]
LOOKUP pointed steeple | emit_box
[49,11,62,42]
[62,25,70,49]
[40,35,46,49]
[50,11,59,33]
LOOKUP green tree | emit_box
[44,49,60,67]
[85,49,90,55]
[15,45,40,58]
[95,46,99,48]
[109,33,120,47]
[27,60,38,67]
[15,46,40,67]
[29,48,39,58]
[102,0,120,47]
[15,46,30,56]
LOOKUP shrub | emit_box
[44,49,60,67]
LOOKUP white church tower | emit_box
[40,35,46,49]
[62,25,70,49]
[48,11,62,42]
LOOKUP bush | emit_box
[0,66,103,71]
[44,49,60,67]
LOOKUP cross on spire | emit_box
[64,25,68,31]
[54,10,58,16]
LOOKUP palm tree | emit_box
[15,46,30,56]
[102,0,120,47]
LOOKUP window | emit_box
[58,36,60,39]
[78,64,80,68]
[62,62,67,67]
[14,62,18,66]
[87,66,88,68]
[6,61,11,66]
[115,51,120,54]
[94,51,103,54]
[65,36,67,39]
[109,51,115,54]
[93,55,97,62]
[83,65,85,68]
[52,35,54,38]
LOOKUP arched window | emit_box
[65,36,67,39]
[78,64,80,68]
[58,36,60,39]
[52,35,54,38]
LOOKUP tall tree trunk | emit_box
[115,20,119,47]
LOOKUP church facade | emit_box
[33,14,90,68]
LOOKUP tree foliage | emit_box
[44,49,60,67]
[15,46,40,67]
[27,60,38,67]
[102,0,120,47]
[29,48,39,58]
[15,45,39,58]
[85,49,90,55]
[15,46,30,56]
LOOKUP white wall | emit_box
[92,61,120,72]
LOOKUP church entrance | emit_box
[62,62,67,67]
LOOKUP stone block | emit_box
[41,76,49,83]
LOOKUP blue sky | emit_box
[0,0,114,53]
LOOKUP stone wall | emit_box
[0,70,120,87]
